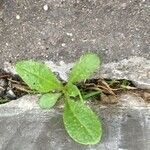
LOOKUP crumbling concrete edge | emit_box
[3,56,150,89]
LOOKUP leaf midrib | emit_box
[67,101,97,142]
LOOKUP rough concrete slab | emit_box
[0,0,150,67]
[0,94,150,150]
[98,57,150,89]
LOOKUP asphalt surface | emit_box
[0,0,149,67]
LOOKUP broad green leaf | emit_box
[68,53,101,84]
[38,93,61,109]
[66,84,79,97]
[16,60,63,92]
[63,99,102,145]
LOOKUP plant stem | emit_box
[77,89,84,104]
[83,91,101,100]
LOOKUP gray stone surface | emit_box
[98,57,150,89]
[0,94,150,150]
[0,0,150,67]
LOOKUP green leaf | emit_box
[66,84,79,97]
[83,91,101,100]
[68,53,101,84]
[38,93,61,109]
[63,99,102,145]
[16,60,63,92]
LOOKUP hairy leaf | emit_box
[63,99,102,145]
[66,84,79,97]
[38,93,61,109]
[16,60,63,92]
[68,53,101,83]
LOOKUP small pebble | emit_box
[16,15,20,20]
[66,32,73,36]
[0,79,7,96]
[61,43,66,47]
[6,90,16,100]
[43,4,49,11]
